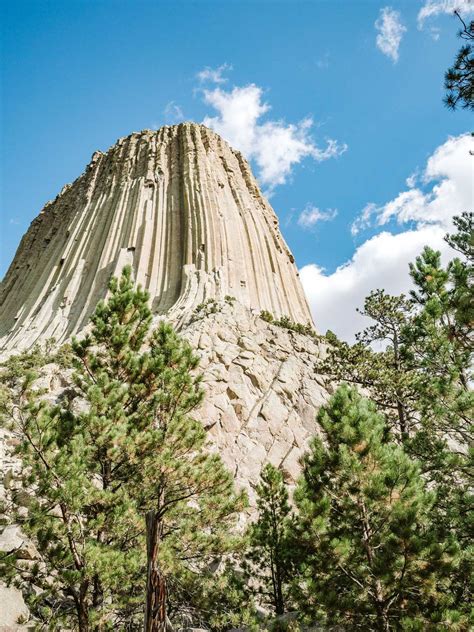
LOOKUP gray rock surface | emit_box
[0,123,312,353]
[180,301,330,502]
[0,123,332,626]
[0,525,37,560]
[0,583,30,631]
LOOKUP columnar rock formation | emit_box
[0,123,312,353]
[1,121,332,504]
[0,125,332,628]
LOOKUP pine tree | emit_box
[444,12,474,111]
[246,463,294,616]
[294,385,458,631]
[315,217,473,624]
[317,214,473,448]
[407,240,472,427]
[318,290,419,440]
[404,224,473,624]
[1,267,246,631]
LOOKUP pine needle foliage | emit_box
[319,291,419,439]
[404,224,473,623]
[294,385,459,631]
[315,216,473,625]
[1,266,246,631]
[444,12,474,111]
[245,464,295,616]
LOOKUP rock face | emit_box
[0,124,331,626]
[181,301,330,504]
[0,120,331,501]
[0,123,312,353]
[0,584,30,631]
[0,426,35,631]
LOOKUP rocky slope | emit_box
[181,301,330,503]
[0,123,331,629]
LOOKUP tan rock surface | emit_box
[0,583,30,631]
[0,123,312,353]
[0,124,331,625]
[179,301,330,502]
[0,121,331,516]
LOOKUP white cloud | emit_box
[351,202,376,236]
[351,134,472,233]
[418,1,474,28]
[375,7,407,63]
[298,205,337,228]
[351,189,428,236]
[406,171,419,188]
[301,227,449,341]
[301,134,472,341]
[196,63,232,84]
[163,101,184,123]
[202,83,347,191]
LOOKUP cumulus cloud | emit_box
[351,134,472,234]
[351,189,427,236]
[163,101,184,124]
[406,171,419,188]
[196,63,232,84]
[375,7,407,63]
[301,226,449,341]
[301,134,472,341]
[418,0,474,28]
[202,83,347,191]
[298,205,337,228]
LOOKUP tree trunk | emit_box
[92,573,103,608]
[274,556,285,616]
[358,499,390,632]
[78,611,89,632]
[77,596,89,632]
[75,580,90,632]
[375,603,391,632]
[396,399,407,439]
[393,333,408,440]
[275,575,285,616]
[145,510,167,632]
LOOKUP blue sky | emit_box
[1,0,472,338]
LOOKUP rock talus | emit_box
[182,301,330,504]
[0,123,331,626]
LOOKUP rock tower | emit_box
[0,123,331,497]
[1,125,331,627]
[0,123,312,352]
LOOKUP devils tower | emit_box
[0,124,331,627]
[0,123,329,498]
[0,123,312,352]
